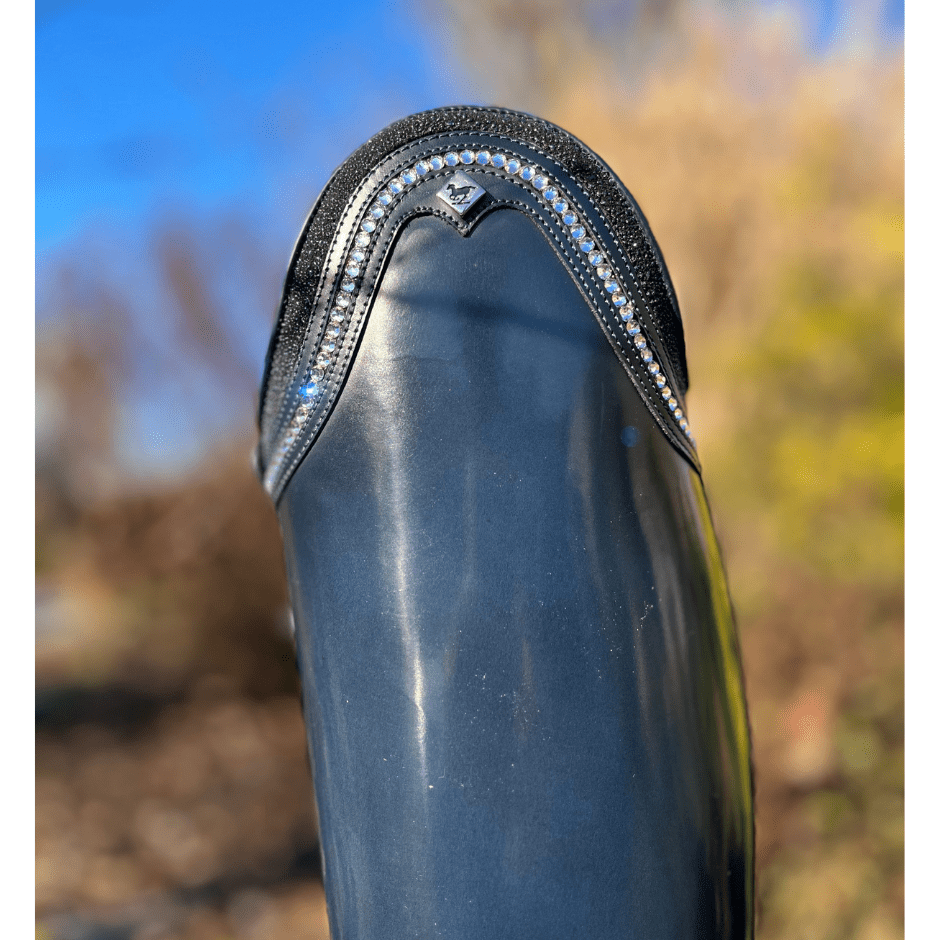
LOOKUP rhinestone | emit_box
[597,264,612,279]
[370,205,384,220]
[377,190,393,206]
[553,199,568,214]
[491,153,507,168]
[415,161,430,176]
[674,408,683,420]
[589,251,604,266]
[633,334,648,350]
[679,418,689,431]
[661,386,672,399]
[309,368,325,384]
[543,186,558,201]
[296,403,312,418]
[320,339,336,354]
[563,210,578,226]
[460,150,474,164]
[430,155,445,170]
[626,320,642,336]
[520,166,535,181]
[327,323,341,338]
[302,382,321,398]
[346,263,361,278]
[355,233,370,248]
[388,178,404,195]
[351,249,366,264]
[655,373,667,388]
[476,151,490,165]
[330,311,345,324]
[361,219,376,233]
[668,397,678,411]
[316,353,331,368]
[290,415,305,430]
[506,158,521,174]
[648,361,660,375]
[341,280,355,293]
[619,301,636,320]
[580,239,594,253]
[335,294,351,309]
[570,225,586,239]
[612,293,627,309]
[604,279,619,294]
[401,168,418,184]
[532,175,548,190]
[641,347,653,363]
[444,152,459,166]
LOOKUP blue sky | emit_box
[36,0,476,258]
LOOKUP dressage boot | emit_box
[255,106,754,940]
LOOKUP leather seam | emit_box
[262,114,687,439]
[280,143,686,435]
[272,152,696,495]
[273,181,693,501]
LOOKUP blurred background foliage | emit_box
[36,1,903,938]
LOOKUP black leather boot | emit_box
[256,106,754,939]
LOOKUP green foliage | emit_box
[714,253,903,586]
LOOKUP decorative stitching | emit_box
[257,109,690,440]
[264,147,696,498]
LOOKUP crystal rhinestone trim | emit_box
[262,147,694,494]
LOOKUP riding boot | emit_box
[256,106,754,940]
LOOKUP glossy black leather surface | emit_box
[278,206,754,938]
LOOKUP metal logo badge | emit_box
[436,170,486,215]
